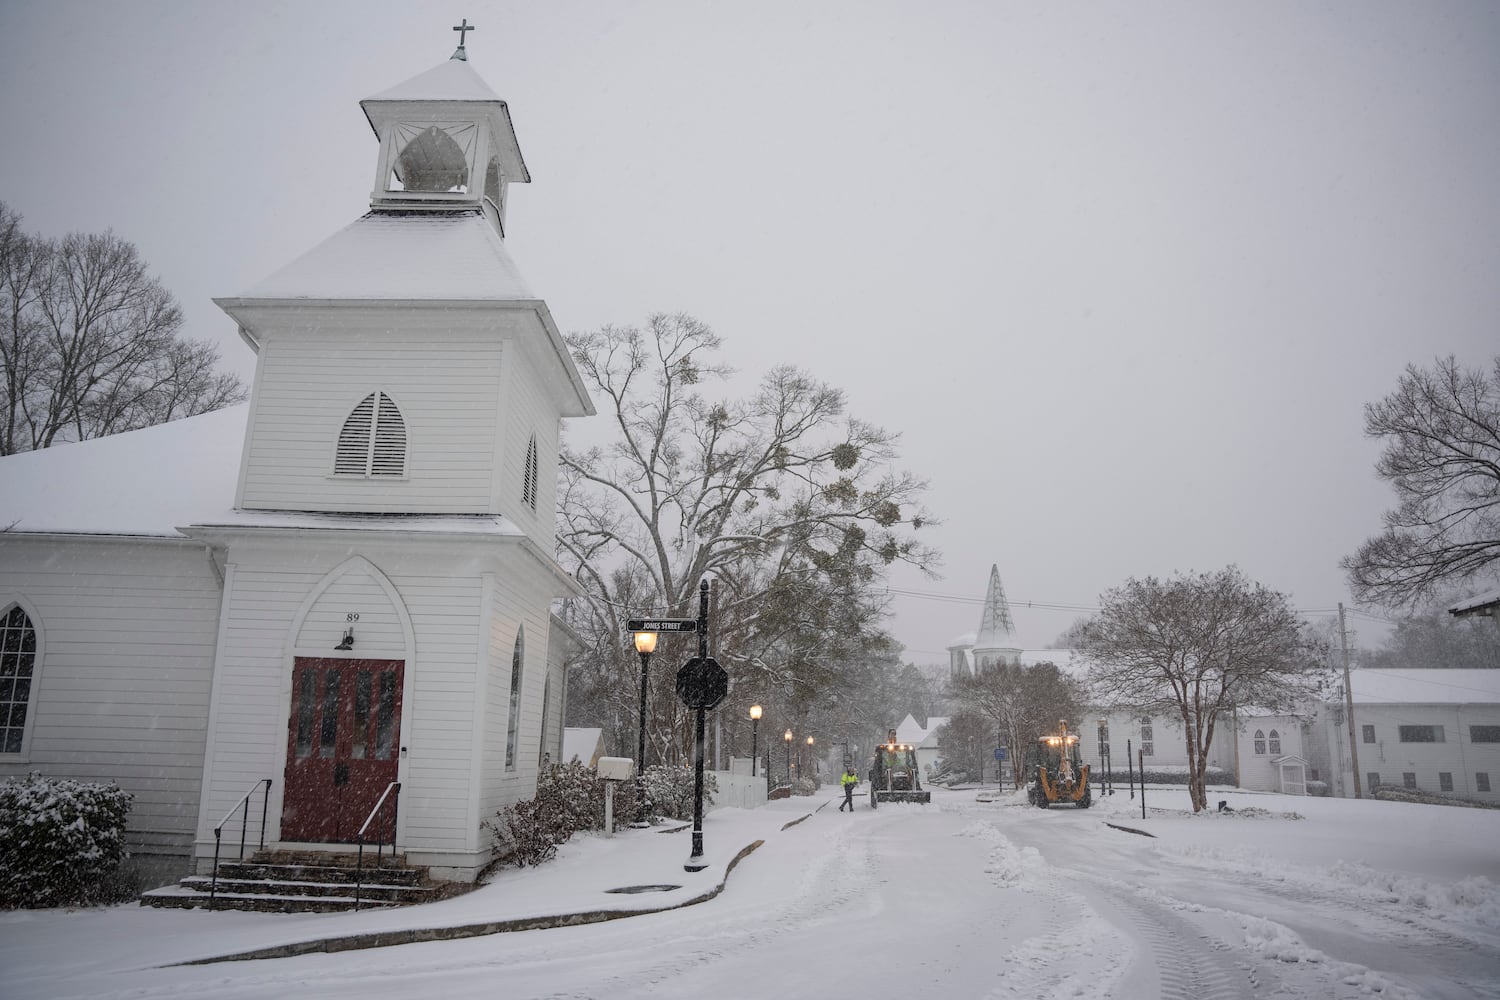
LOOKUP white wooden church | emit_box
[0,38,594,883]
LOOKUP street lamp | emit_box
[749,705,762,778]
[784,728,793,786]
[633,630,658,825]
[806,735,815,779]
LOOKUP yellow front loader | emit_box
[1026,721,1092,809]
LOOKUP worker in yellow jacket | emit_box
[839,765,859,811]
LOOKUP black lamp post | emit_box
[784,728,793,786]
[806,735,815,780]
[633,630,658,825]
[749,705,762,777]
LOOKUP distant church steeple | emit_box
[972,564,1022,669]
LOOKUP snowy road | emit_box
[16,788,1500,1000]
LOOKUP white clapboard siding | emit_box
[293,567,404,652]
[387,571,483,853]
[498,348,563,552]
[198,564,323,845]
[0,538,219,850]
[239,315,540,514]
[478,569,554,829]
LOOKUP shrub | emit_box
[791,777,818,797]
[640,764,716,820]
[0,773,132,908]
[1306,780,1330,797]
[487,762,718,868]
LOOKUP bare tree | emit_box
[0,201,245,455]
[949,659,1086,785]
[1075,567,1329,812]
[1343,355,1500,607]
[558,313,938,757]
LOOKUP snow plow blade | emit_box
[875,790,931,804]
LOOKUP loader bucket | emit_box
[876,790,931,804]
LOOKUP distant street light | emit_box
[632,630,658,825]
[806,735,815,779]
[749,705,762,778]
[784,728,793,786]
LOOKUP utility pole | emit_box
[1340,603,1362,799]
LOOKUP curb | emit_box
[1104,822,1155,838]
[172,839,766,966]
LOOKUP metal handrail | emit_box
[353,781,401,911]
[209,778,272,911]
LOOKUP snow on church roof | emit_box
[0,405,526,540]
[0,406,245,536]
[364,57,504,103]
[236,212,535,301]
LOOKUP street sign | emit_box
[625,618,698,633]
[675,656,729,710]
[993,747,1008,761]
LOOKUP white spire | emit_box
[973,564,1020,661]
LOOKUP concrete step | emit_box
[216,862,425,886]
[139,884,400,913]
[175,875,433,903]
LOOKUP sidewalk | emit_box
[0,797,828,982]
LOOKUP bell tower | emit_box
[359,19,530,235]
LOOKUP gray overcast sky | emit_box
[3,1,1497,661]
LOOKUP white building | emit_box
[944,566,1303,793]
[0,39,594,882]
[1309,668,1500,801]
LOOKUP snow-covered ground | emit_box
[3,786,1497,999]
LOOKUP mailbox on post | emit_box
[597,756,634,836]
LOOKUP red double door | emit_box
[282,658,404,843]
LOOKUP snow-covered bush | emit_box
[488,759,635,867]
[791,776,818,797]
[1306,780,1329,797]
[640,764,716,820]
[487,762,718,868]
[0,773,132,907]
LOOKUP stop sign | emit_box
[675,656,729,710]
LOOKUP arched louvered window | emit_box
[1254,729,1267,755]
[522,434,539,511]
[335,391,407,477]
[1268,729,1281,755]
[1,604,38,754]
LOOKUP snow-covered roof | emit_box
[364,57,503,103]
[1350,668,1500,705]
[0,405,525,541]
[894,714,925,745]
[0,407,245,536]
[1449,588,1500,617]
[234,212,535,301]
[561,727,604,767]
[947,630,977,649]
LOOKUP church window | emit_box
[1254,729,1266,755]
[335,391,407,478]
[1,605,38,754]
[538,676,551,767]
[523,434,538,510]
[387,122,477,194]
[505,627,524,770]
[1268,729,1281,755]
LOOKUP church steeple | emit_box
[973,564,1021,668]
[359,27,529,235]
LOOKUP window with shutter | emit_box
[335,391,407,478]
[523,434,538,510]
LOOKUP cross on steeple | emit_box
[451,18,475,61]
